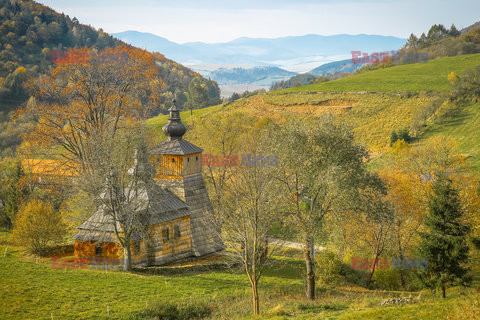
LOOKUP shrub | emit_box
[411,97,444,133]
[11,199,66,255]
[339,262,369,287]
[390,130,399,146]
[450,65,480,104]
[126,301,212,320]
[372,268,402,290]
[315,250,342,285]
[390,128,412,146]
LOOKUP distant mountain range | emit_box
[112,31,406,74]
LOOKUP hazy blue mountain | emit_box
[309,59,366,76]
[112,31,406,70]
[207,66,297,85]
[112,31,198,62]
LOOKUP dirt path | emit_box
[269,238,325,251]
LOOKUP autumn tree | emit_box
[185,77,209,112]
[358,195,394,287]
[91,127,155,270]
[188,111,258,216]
[0,157,28,229]
[379,168,425,287]
[20,45,161,268]
[382,138,477,289]
[12,199,66,255]
[208,130,280,316]
[270,116,385,300]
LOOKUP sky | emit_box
[38,0,480,44]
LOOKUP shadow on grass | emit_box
[421,106,471,138]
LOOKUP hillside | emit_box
[0,0,223,152]
[0,0,220,114]
[207,66,296,86]
[309,58,365,76]
[148,53,480,171]
[282,53,480,93]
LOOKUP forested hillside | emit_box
[0,0,221,151]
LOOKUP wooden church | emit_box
[73,102,225,265]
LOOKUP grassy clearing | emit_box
[1,241,479,320]
[146,104,225,135]
[223,92,438,153]
[281,53,480,93]
[421,102,480,171]
[0,244,299,320]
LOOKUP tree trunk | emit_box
[125,239,132,271]
[397,238,406,288]
[367,255,378,288]
[252,278,260,315]
[261,238,268,263]
[304,238,315,300]
[442,284,446,298]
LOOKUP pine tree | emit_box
[417,175,470,298]
[449,24,460,37]
[390,130,398,146]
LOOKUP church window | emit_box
[174,225,181,239]
[162,228,170,242]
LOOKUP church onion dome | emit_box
[150,99,203,156]
[162,99,186,140]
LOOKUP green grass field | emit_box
[281,54,480,93]
[421,102,480,171]
[147,104,225,136]
[1,241,479,320]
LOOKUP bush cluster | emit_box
[126,301,212,320]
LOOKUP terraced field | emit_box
[148,54,480,170]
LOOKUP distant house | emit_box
[24,102,225,266]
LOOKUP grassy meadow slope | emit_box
[1,241,479,320]
[283,53,480,93]
[148,53,480,170]
[421,102,480,170]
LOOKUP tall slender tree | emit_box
[269,116,385,300]
[417,175,470,298]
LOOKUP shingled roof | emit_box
[150,139,203,155]
[73,184,190,242]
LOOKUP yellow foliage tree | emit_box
[12,199,67,255]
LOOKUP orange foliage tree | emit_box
[20,45,162,173]
[17,46,163,268]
